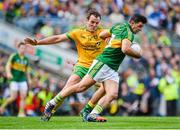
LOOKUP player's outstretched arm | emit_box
[24,33,69,46]
[121,39,142,59]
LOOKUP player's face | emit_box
[131,22,144,34]
[86,15,101,32]
[18,44,26,55]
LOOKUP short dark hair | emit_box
[86,8,101,20]
[130,14,147,24]
[17,42,25,48]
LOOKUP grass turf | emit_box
[0,116,180,129]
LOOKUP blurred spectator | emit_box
[118,81,139,116]
[39,22,54,38]
[158,67,179,116]
[158,30,172,46]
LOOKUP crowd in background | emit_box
[0,0,179,116]
[0,0,179,48]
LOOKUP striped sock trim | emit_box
[88,101,95,108]
[54,93,63,104]
[91,104,103,114]
[52,98,65,113]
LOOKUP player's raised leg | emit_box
[41,74,81,121]
[42,74,96,120]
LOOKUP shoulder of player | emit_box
[69,27,80,32]
[10,53,18,59]
[115,23,133,34]
[7,53,18,63]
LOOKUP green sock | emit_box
[84,104,93,111]
[87,101,95,108]
[90,104,103,114]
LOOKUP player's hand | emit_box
[6,72,13,79]
[139,48,143,57]
[24,38,38,46]
[105,37,111,44]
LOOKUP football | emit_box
[131,43,142,53]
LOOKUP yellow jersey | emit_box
[66,27,107,68]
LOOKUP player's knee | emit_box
[112,93,118,100]
[107,92,118,100]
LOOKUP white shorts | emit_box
[88,60,119,83]
[10,81,28,92]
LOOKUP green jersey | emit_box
[96,22,134,71]
[7,53,29,82]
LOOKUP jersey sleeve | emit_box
[111,24,134,42]
[124,28,133,41]
[66,29,79,42]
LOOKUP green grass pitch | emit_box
[0,116,180,129]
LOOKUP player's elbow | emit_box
[99,34,105,40]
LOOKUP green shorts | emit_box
[72,65,89,79]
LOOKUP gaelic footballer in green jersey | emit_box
[0,42,31,117]
[86,14,147,122]
[8,53,29,82]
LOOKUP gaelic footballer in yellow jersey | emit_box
[24,9,109,121]
[66,27,106,68]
